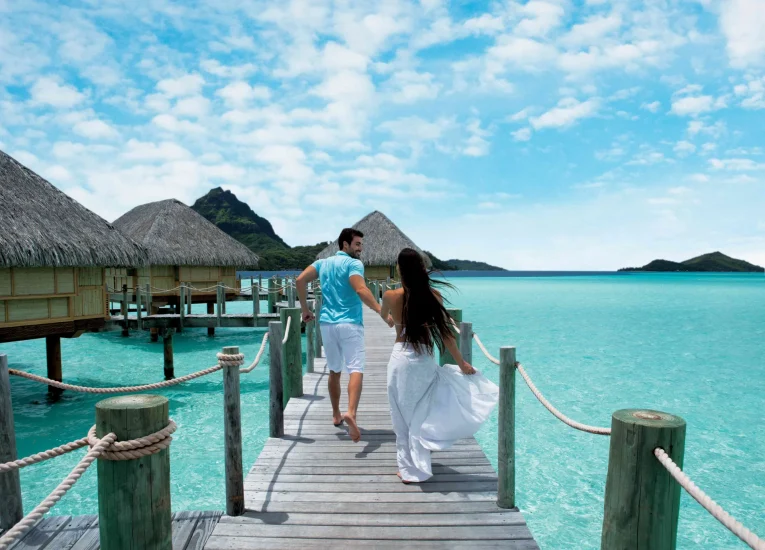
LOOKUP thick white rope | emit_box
[87,421,176,461]
[0,433,117,550]
[473,332,500,365]
[0,438,88,473]
[654,448,765,550]
[282,316,292,344]
[515,362,612,435]
[241,332,270,374]
[9,353,244,393]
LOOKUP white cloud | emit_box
[464,14,505,34]
[73,119,119,139]
[512,127,532,142]
[595,146,625,161]
[312,70,375,106]
[156,74,205,98]
[670,95,716,116]
[387,71,441,104]
[30,78,86,108]
[530,98,599,130]
[689,173,710,183]
[515,1,566,38]
[172,96,211,118]
[709,158,765,171]
[720,0,765,68]
[200,59,257,79]
[562,14,622,47]
[216,82,271,108]
[487,36,557,72]
[508,108,532,122]
[734,76,765,109]
[122,139,193,162]
[687,120,726,138]
[45,165,74,183]
[151,114,206,134]
[674,141,696,156]
[463,119,491,156]
[641,101,661,113]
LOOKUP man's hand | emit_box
[302,308,315,323]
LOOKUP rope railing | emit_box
[654,448,765,550]
[240,332,269,374]
[0,418,177,550]
[9,353,245,394]
[282,316,292,344]
[0,437,88,473]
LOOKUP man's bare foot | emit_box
[397,472,412,484]
[343,413,361,442]
[332,413,343,427]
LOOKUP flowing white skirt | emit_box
[386,342,500,482]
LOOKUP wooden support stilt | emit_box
[45,335,63,399]
[0,354,22,529]
[163,329,175,380]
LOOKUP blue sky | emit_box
[1,0,764,269]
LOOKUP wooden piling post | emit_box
[0,355,22,529]
[268,278,277,314]
[268,321,284,438]
[315,293,323,358]
[186,285,192,315]
[179,283,185,334]
[216,283,222,327]
[45,335,63,399]
[252,278,260,324]
[459,322,472,365]
[601,409,686,550]
[96,394,171,550]
[163,329,175,380]
[136,286,142,331]
[222,346,244,516]
[280,307,303,405]
[498,347,516,509]
[207,302,215,337]
[306,300,315,374]
[121,284,129,337]
[440,308,462,366]
[287,283,296,308]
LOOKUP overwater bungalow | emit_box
[0,150,147,383]
[315,210,431,280]
[110,199,259,313]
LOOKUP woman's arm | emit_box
[380,291,395,327]
[435,290,475,374]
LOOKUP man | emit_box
[296,228,389,442]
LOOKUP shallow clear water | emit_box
[3,274,764,548]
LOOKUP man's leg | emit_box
[329,371,342,426]
[340,324,365,442]
[321,324,344,426]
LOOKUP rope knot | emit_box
[87,420,177,461]
[217,353,245,368]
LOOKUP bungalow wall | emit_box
[0,267,106,328]
[106,266,240,296]
[365,265,395,280]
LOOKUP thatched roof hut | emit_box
[316,211,430,278]
[113,199,259,268]
[0,150,147,268]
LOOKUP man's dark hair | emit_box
[338,228,364,250]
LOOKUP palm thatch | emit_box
[113,199,259,268]
[0,149,148,268]
[316,211,431,267]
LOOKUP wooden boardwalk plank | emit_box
[203,307,536,548]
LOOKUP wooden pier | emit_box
[0,511,221,550]
[203,307,538,549]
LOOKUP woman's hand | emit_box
[386,315,395,328]
[459,361,476,375]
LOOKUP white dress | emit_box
[387,341,500,482]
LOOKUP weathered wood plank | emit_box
[244,490,499,503]
[185,511,222,550]
[218,512,525,527]
[243,501,509,514]
[205,537,539,550]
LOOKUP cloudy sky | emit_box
[1,0,764,269]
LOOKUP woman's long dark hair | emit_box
[398,248,457,355]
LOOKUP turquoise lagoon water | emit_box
[3,274,764,548]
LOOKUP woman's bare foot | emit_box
[396,472,412,484]
[342,412,361,442]
[332,413,343,427]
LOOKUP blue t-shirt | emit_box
[312,252,365,325]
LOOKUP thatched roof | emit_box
[113,199,259,268]
[316,211,431,267]
[0,150,148,268]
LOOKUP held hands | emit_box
[386,315,395,328]
[459,361,476,375]
[302,308,315,323]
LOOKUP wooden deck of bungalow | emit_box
[203,307,538,549]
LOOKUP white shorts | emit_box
[321,323,365,375]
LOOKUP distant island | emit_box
[619,252,764,273]
[192,187,505,271]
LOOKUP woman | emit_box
[380,248,499,483]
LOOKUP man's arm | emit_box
[349,275,381,315]
[296,266,318,322]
